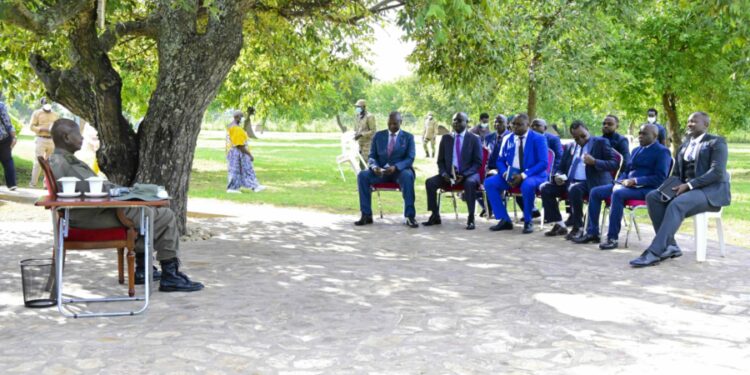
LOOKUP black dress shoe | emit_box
[466,221,475,230]
[531,210,541,219]
[629,250,661,268]
[572,233,601,244]
[544,224,568,237]
[159,258,204,292]
[565,227,582,241]
[405,217,419,228]
[660,245,683,260]
[354,214,373,226]
[522,222,533,234]
[479,209,487,218]
[489,220,513,231]
[422,213,442,226]
[599,239,619,250]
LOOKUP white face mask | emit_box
[647,116,656,124]
[355,107,363,115]
[42,104,52,111]
[480,123,488,128]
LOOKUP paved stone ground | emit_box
[1,200,749,374]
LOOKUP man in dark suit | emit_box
[647,108,668,146]
[601,115,631,170]
[542,120,618,239]
[530,118,563,173]
[484,113,549,233]
[478,114,509,217]
[573,124,671,248]
[423,112,483,230]
[630,112,731,267]
[355,112,418,228]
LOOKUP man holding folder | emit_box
[484,113,549,233]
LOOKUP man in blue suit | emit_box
[485,113,549,234]
[423,112,483,230]
[631,112,731,267]
[573,124,671,248]
[601,115,631,170]
[541,120,618,239]
[355,112,418,228]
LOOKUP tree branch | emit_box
[99,16,160,51]
[0,0,93,35]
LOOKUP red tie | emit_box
[387,133,396,157]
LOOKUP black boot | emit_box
[159,258,204,292]
[134,254,161,285]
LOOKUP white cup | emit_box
[57,177,80,194]
[86,176,106,193]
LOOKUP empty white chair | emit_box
[336,131,364,181]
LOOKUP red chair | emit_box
[39,157,138,297]
[582,150,623,233]
[371,182,401,219]
[437,147,490,220]
[622,157,675,248]
[507,148,555,228]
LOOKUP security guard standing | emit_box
[353,99,376,165]
[29,97,59,187]
[422,111,438,158]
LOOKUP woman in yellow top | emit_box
[226,110,265,193]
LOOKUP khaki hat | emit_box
[355,99,366,107]
[113,183,169,202]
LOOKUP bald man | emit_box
[49,119,204,292]
[630,112,731,267]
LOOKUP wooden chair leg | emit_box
[126,248,135,297]
[117,248,125,285]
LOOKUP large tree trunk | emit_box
[661,91,680,155]
[527,58,538,119]
[31,3,244,233]
[135,3,244,232]
[30,10,139,185]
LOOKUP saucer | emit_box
[57,192,81,198]
[84,192,109,198]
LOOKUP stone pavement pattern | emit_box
[1,200,749,374]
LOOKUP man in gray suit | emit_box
[630,112,731,267]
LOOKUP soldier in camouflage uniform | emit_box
[353,99,376,165]
[48,119,204,293]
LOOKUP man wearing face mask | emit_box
[29,97,60,188]
[422,111,438,158]
[646,108,668,146]
[353,99,376,164]
[470,113,492,141]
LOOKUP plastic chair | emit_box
[437,147,490,220]
[336,131,363,181]
[39,157,138,297]
[622,157,676,248]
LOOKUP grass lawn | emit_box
[3,132,748,245]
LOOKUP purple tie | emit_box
[455,134,462,172]
[387,133,396,157]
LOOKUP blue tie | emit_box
[568,145,580,180]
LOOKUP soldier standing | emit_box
[422,111,438,158]
[353,99,376,165]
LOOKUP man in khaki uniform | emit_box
[29,98,59,187]
[353,99,376,164]
[422,111,439,158]
[49,119,204,293]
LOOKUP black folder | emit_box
[657,176,683,202]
